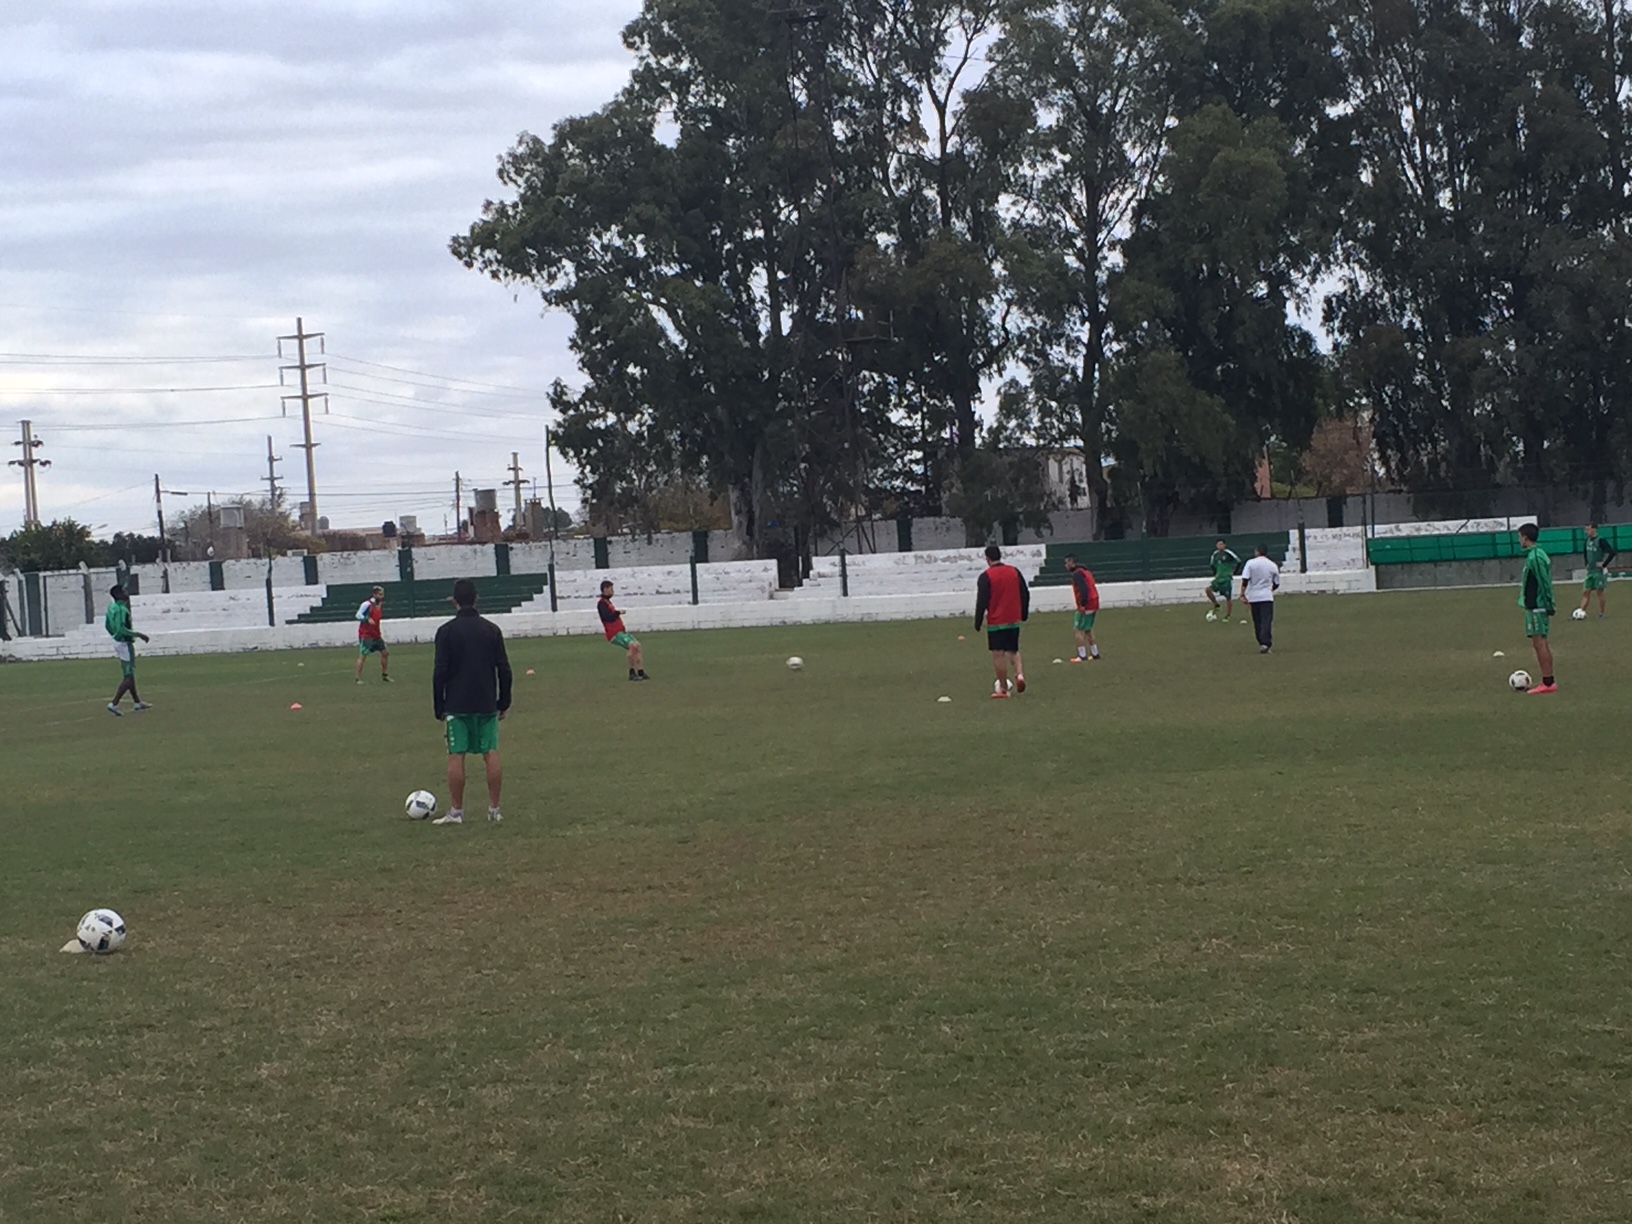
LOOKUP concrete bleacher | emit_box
[47,585,328,658]
[3,530,1396,662]
[294,574,550,625]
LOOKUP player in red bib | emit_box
[974,544,1030,698]
[597,580,648,681]
[1065,555,1101,662]
[354,586,390,683]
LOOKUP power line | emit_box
[41,415,281,432]
[0,353,269,365]
[324,410,553,445]
[0,302,291,322]
[2,382,280,395]
[326,353,553,396]
[326,383,548,421]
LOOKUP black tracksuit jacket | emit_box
[432,607,513,719]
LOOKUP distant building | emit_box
[1042,449,1092,510]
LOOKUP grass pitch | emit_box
[2,589,1630,1223]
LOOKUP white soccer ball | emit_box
[77,909,126,954]
[1572,607,1587,620]
[1509,670,1533,692]
[786,656,804,671]
[1205,611,1216,622]
[405,790,438,820]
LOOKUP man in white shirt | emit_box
[1239,545,1280,654]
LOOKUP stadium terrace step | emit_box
[56,586,328,636]
[1033,533,1289,588]
[294,575,550,624]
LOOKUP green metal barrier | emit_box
[1367,525,1632,567]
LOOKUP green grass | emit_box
[3,589,1630,1223]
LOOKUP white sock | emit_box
[1077,646,1088,659]
[1090,645,1099,658]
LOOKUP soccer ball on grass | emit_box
[786,656,804,671]
[405,790,438,820]
[1572,608,1587,620]
[1205,611,1216,622]
[1508,670,1533,692]
[77,909,126,954]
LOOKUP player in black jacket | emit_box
[430,579,513,825]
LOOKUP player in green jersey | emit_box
[104,585,152,715]
[1577,523,1617,619]
[1203,539,1240,620]
[1518,523,1556,694]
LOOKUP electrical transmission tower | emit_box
[9,420,50,526]
[504,451,526,527]
[263,436,284,510]
[278,318,327,533]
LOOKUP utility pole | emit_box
[278,318,327,534]
[453,471,463,541]
[154,476,169,594]
[543,428,561,546]
[154,477,190,593]
[504,451,526,528]
[543,426,560,612]
[263,436,284,510]
[9,420,50,526]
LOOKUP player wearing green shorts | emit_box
[354,587,391,683]
[597,580,648,680]
[1064,555,1101,662]
[1578,523,1617,619]
[1204,540,1240,620]
[1518,523,1556,694]
[430,578,513,824]
[103,585,152,716]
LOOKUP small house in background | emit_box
[1042,449,1092,510]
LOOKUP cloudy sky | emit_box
[0,0,646,538]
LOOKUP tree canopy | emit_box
[457,0,1632,542]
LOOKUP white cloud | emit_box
[0,0,634,535]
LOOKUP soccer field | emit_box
[3,589,1629,1223]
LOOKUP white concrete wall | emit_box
[1368,516,1536,537]
[908,517,977,551]
[129,561,212,594]
[510,532,740,571]
[51,587,327,647]
[2,568,1376,661]
[1285,527,1366,573]
[407,543,495,581]
[125,556,320,593]
[799,546,1046,598]
[315,550,399,584]
[543,561,780,610]
[222,557,311,588]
